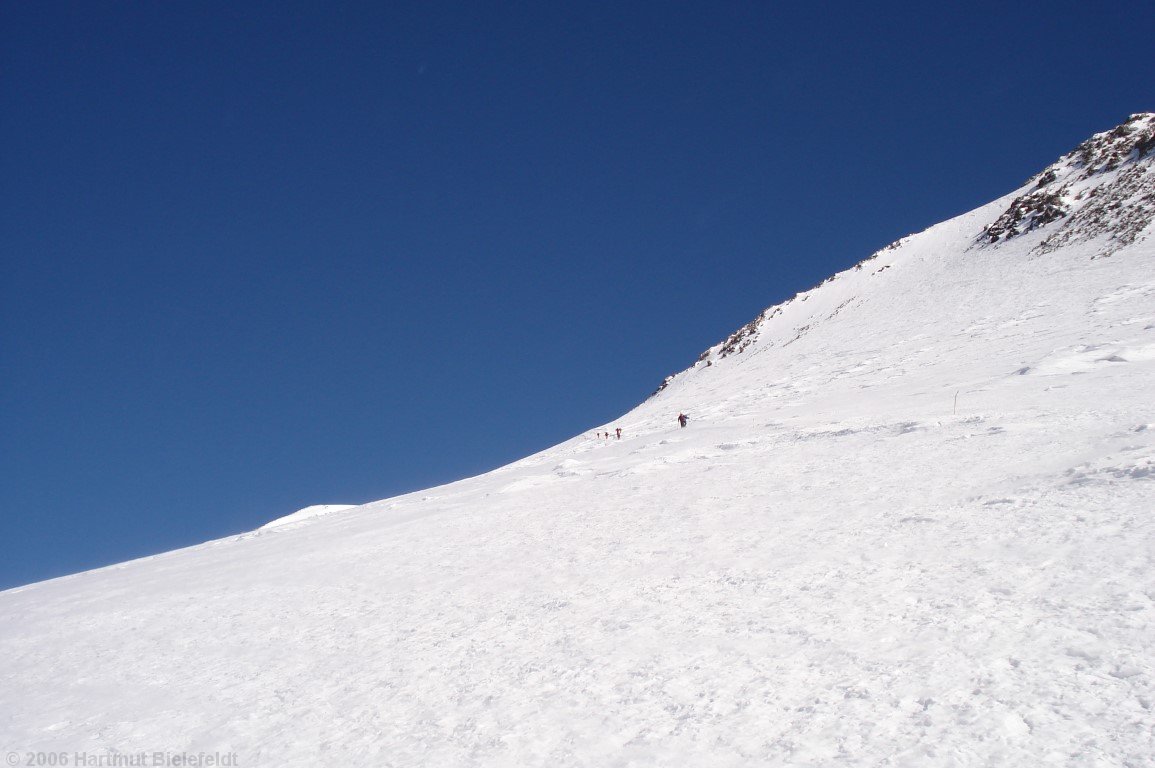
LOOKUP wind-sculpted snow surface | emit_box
[2,118,1154,767]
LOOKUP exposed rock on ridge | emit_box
[981,113,1155,257]
[650,114,1155,397]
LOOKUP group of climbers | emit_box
[594,414,689,443]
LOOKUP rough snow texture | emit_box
[2,117,1154,767]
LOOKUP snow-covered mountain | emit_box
[2,115,1153,767]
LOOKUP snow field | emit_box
[2,150,1154,765]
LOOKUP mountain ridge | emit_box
[2,115,1153,767]
[648,114,1154,400]
[981,112,1155,256]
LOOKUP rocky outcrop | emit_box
[980,113,1155,257]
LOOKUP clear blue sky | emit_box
[2,0,1151,589]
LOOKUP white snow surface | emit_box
[259,504,359,530]
[2,123,1154,766]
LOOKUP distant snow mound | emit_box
[980,113,1155,257]
[260,504,358,530]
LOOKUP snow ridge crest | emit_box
[980,113,1155,257]
[650,114,1155,397]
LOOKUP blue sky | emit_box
[2,0,1151,589]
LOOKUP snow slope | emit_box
[2,116,1153,767]
[260,504,359,531]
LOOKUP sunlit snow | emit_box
[2,117,1153,766]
